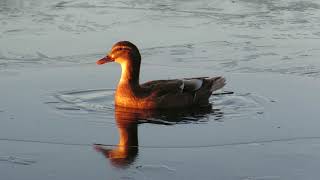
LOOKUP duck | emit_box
[96,41,226,109]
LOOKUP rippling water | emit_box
[1,0,320,180]
[1,0,320,77]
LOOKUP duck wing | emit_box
[141,77,222,96]
[140,77,225,108]
[141,79,184,96]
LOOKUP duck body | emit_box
[97,41,226,109]
[115,77,225,109]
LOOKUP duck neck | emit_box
[119,60,140,88]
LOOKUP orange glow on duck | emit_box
[96,55,113,65]
[96,41,226,109]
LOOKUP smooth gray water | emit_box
[1,0,320,179]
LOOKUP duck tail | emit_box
[210,77,226,92]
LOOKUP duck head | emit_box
[97,41,141,66]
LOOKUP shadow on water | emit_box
[94,105,220,168]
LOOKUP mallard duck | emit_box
[97,41,225,109]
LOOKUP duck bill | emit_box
[96,56,113,65]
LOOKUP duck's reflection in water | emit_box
[94,105,222,168]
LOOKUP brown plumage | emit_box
[97,41,226,109]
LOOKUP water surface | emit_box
[1,0,320,179]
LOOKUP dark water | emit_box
[1,0,320,179]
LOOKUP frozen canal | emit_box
[1,0,320,179]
